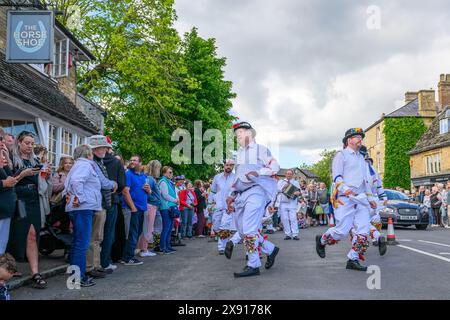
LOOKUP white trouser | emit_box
[234,186,276,268]
[212,210,224,233]
[369,214,381,242]
[321,196,371,261]
[218,210,236,251]
[0,218,11,255]
[279,204,299,237]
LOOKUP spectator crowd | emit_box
[1,128,449,299]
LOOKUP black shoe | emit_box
[87,270,106,278]
[225,240,234,260]
[284,236,292,240]
[219,250,225,255]
[97,267,113,274]
[265,246,279,269]
[346,259,367,271]
[80,277,96,287]
[292,236,300,240]
[378,236,387,256]
[315,235,326,258]
[233,266,260,278]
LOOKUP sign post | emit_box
[6,10,54,63]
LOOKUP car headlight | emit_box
[381,207,396,215]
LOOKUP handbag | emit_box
[16,199,27,220]
[315,204,324,215]
[50,191,64,206]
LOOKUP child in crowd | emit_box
[298,212,307,229]
[0,253,17,300]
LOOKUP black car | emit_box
[379,189,429,230]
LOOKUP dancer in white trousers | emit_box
[226,121,280,277]
[210,160,236,254]
[277,169,301,240]
[360,146,388,254]
[315,128,377,271]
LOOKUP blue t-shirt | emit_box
[123,169,148,212]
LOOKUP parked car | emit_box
[379,189,429,230]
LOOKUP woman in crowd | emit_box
[317,182,329,226]
[0,128,17,256]
[194,180,207,238]
[179,180,198,239]
[306,184,318,227]
[64,145,102,287]
[51,156,74,231]
[33,145,52,229]
[7,131,48,288]
[158,166,179,254]
[137,160,162,257]
[430,186,443,227]
[423,189,434,227]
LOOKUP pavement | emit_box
[9,225,450,300]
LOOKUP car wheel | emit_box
[415,224,427,230]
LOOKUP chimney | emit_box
[438,74,450,112]
[405,91,418,104]
[417,90,436,118]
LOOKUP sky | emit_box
[173,0,450,168]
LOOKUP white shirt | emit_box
[332,147,373,198]
[230,140,280,200]
[211,172,235,210]
[277,178,300,207]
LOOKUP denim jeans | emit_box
[122,210,144,261]
[160,209,174,251]
[428,208,435,225]
[0,218,11,255]
[101,204,118,268]
[68,210,94,281]
[181,208,194,237]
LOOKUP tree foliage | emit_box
[383,117,427,189]
[308,149,337,186]
[53,0,236,180]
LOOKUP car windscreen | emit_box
[385,190,410,201]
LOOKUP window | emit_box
[52,39,69,78]
[48,125,58,167]
[439,119,449,134]
[376,152,381,173]
[0,120,40,143]
[61,129,73,156]
[76,136,85,146]
[426,154,441,174]
[376,126,381,143]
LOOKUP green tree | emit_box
[310,149,337,186]
[383,117,427,189]
[53,1,236,181]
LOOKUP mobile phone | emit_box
[33,164,43,170]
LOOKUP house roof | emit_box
[385,98,438,118]
[409,106,450,155]
[366,98,438,131]
[0,51,99,134]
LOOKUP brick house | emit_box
[0,4,104,167]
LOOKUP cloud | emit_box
[174,0,450,166]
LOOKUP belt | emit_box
[16,184,37,190]
[233,185,258,196]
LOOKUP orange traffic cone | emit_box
[329,214,335,227]
[386,217,398,245]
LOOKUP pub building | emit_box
[0,3,104,167]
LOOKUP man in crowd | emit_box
[316,128,376,271]
[122,155,151,265]
[86,135,118,279]
[277,169,301,240]
[100,137,126,272]
[210,159,236,255]
[226,121,280,278]
[415,186,425,203]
